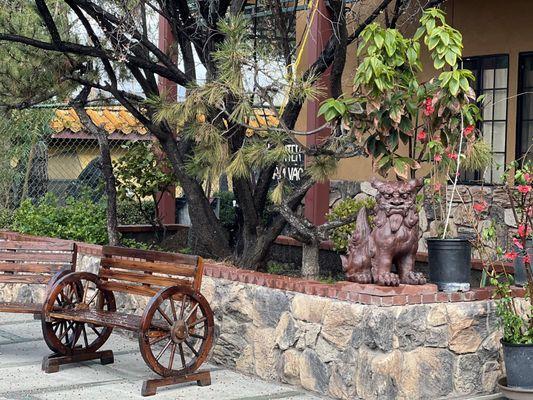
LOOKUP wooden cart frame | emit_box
[41,246,214,396]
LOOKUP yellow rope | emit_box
[278,0,320,117]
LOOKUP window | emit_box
[517,53,533,161]
[462,55,509,183]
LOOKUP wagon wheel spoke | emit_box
[156,340,172,361]
[170,299,177,321]
[149,332,170,346]
[86,289,100,306]
[188,316,207,328]
[81,324,89,348]
[178,343,186,368]
[184,303,199,323]
[179,295,187,319]
[190,332,207,340]
[156,306,174,326]
[89,325,102,338]
[184,340,199,357]
[168,344,176,370]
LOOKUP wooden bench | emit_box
[0,239,77,316]
[41,246,214,396]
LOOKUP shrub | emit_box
[117,197,156,225]
[11,192,107,244]
[215,191,236,230]
[327,196,376,253]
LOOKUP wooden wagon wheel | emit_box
[42,272,116,355]
[139,285,214,378]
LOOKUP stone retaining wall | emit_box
[76,252,512,400]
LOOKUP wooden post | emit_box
[304,0,332,226]
[156,16,177,225]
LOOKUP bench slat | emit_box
[100,257,197,277]
[0,241,74,251]
[100,281,159,297]
[102,246,198,265]
[0,252,74,262]
[0,274,50,284]
[0,263,68,273]
[100,269,191,289]
[0,302,42,314]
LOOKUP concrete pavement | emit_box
[0,314,324,400]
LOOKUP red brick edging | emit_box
[1,231,524,307]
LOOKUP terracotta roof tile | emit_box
[50,106,148,136]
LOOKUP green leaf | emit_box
[433,57,446,70]
[374,33,384,49]
[413,26,425,41]
[449,78,460,96]
[445,50,456,66]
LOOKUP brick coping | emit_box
[0,231,525,306]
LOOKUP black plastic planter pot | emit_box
[514,239,533,287]
[426,238,471,292]
[502,341,533,389]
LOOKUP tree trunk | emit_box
[301,240,320,279]
[156,132,232,259]
[75,107,120,246]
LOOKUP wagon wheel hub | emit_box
[170,320,189,343]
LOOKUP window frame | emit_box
[460,53,510,185]
[516,52,533,161]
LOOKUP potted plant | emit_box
[470,159,533,394]
[497,160,533,392]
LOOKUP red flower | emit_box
[524,173,531,183]
[473,201,487,213]
[517,185,531,194]
[417,130,427,141]
[434,154,442,162]
[434,183,442,192]
[423,97,435,116]
[505,251,518,261]
[513,237,524,250]
[463,125,475,137]
[447,152,458,160]
[525,255,531,264]
[518,224,531,238]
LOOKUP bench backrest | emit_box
[99,246,204,297]
[0,240,77,284]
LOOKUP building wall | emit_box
[330,0,533,181]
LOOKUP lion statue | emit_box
[340,178,427,286]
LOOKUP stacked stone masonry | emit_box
[329,180,519,256]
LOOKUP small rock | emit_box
[454,354,482,394]
[253,286,290,328]
[363,308,395,352]
[300,348,329,394]
[280,349,301,384]
[504,208,517,227]
[361,181,378,196]
[291,294,328,324]
[275,312,299,350]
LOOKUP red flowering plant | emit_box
[465,159,533,344]
[318,8,490,238]
[318,8,487,182]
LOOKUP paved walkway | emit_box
[0,314,324,400]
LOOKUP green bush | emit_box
[117,197,156,225]
[11,193,108,244]
[215,191,236,230]
[327,196,376,253]
[0,208,12,228]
